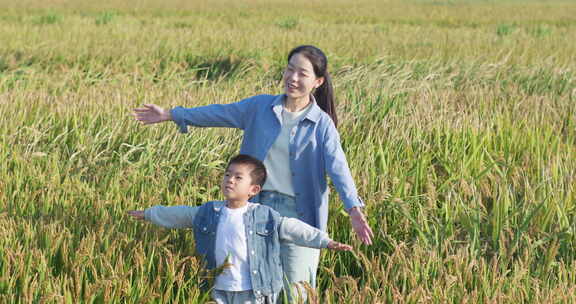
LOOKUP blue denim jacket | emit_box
[171,94,364,231]
[144,201,331,296]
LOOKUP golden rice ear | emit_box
[293,282,304,304]
[284,281,306,304]
[301,281,319,304]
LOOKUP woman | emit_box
[133,45,373,302]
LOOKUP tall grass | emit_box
[1,0,575,302]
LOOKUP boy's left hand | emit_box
[327,241,353,251]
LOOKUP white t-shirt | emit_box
[214,203,252,291]
[262,101,312,196]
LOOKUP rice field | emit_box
[1,0,575,302]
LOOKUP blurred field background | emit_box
[1,0,575,302]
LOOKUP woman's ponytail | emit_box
[313,71,338,127]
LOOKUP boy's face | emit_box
[221,163,261,201]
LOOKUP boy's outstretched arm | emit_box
[278,217,352,251]
[128,205,200,229]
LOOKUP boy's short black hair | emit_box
[226,154,267,187]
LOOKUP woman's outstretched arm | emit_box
[132,96,258,132]
[323,123,374,245]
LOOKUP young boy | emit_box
[128,154,352,304]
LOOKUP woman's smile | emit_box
[286,82,298,91]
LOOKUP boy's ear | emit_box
[250,184,262,196]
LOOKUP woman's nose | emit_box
[286,71,297,82]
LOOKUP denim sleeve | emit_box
[170,96,257,133]
[144,205,199,228]
[323,123,365,211]
[278,217,331,248]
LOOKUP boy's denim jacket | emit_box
[144,201,332,296]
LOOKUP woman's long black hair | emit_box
[287,45,338,128]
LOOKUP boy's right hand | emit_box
[133,104,172,125]
[128,210,145,220]
[327,241,353,251]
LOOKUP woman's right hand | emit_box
[133,104,172,124]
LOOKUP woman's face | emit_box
[283,53,324,100]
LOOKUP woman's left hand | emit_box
[349,207,373,245]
